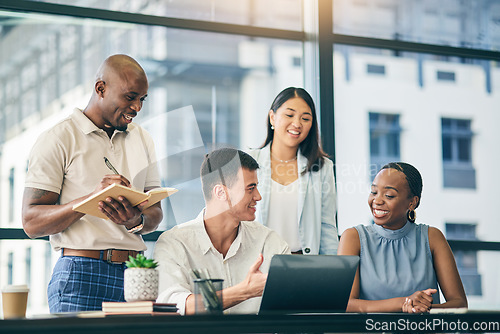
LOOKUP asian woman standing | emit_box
[248,87,339,254]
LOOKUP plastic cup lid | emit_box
[2,285,29,293]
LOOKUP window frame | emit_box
[441,117,476,189]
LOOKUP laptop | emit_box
[259,255,359,314]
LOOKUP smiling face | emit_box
[226,167,262,222]
[368,168,418,230]
[269,96,313,150]
[98,66,148,132]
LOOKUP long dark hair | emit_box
[260,87,327,173]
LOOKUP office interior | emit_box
[0,0,499,318]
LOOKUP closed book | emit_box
[102,301,178,314]
[72,183,178,219]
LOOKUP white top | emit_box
[248,143,339,255]
[267,179,301,252]
[153,209,290,315]
[25,109,161,251]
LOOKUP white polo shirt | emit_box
[25,109,161,251]
[154,209,290,315]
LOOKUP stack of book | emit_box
[102,301,178,315]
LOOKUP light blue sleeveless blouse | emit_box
[354,222,440,303]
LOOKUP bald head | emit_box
[96,54,147,86]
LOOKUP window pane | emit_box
[458,250,500,301]
[457,119,471,130]
[386,133,399,156]
[368,112,401,180]
[334,44,498,309]
[458,137,471,161]
[38,0,303,31]
[0,10,303,229]
[334,45,498,239]
[0,9,303,315]
[26,247,31,289]
[370,136,380,156]
[446,223,477,241]
[369,112,379,124]
[441,117,473,164]
[0,239,58,315]
[437,71,456,82]
[367,64,385,75]
[8,168,14,223]
[386,114,399,127]
[455,251,482,296]
[7,252,13,285]
[442,118,452,129]
[333,0,500,52]
[442,136,452,161]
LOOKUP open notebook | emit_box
[72,183,177,219]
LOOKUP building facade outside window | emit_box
[333,0,499,310]
[369,112,401,179]
[7,252,13,285]
[446,223,482,296]
[8,167,14,223]
[441,118,476,189]
[0,0,306,315]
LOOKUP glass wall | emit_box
[38,0,303,30]
[333,0,500,51]
[333,0,500,310]
[1,0,499,316]
[0,9,304,230]
[0,1,306,315]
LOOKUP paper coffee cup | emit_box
[2,285,29,319]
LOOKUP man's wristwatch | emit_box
[127,214,144,234]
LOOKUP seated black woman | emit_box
[338,162,467,313]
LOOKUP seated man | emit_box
[154,148,290,314]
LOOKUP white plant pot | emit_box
[124,268,159,302]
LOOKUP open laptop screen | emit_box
[259,255,359,314]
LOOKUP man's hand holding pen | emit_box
[99,192,146,230]
[90,157,147,230]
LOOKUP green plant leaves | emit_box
[125,253,158,268]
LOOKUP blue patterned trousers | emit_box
[48,255,127,313]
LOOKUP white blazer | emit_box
[248,143,339,254]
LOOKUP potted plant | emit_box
[123,254,159,302]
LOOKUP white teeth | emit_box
[374,209,388,215]
[288,130,299,135]
[124,115,133,120]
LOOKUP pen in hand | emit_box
[104,157,119,175]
